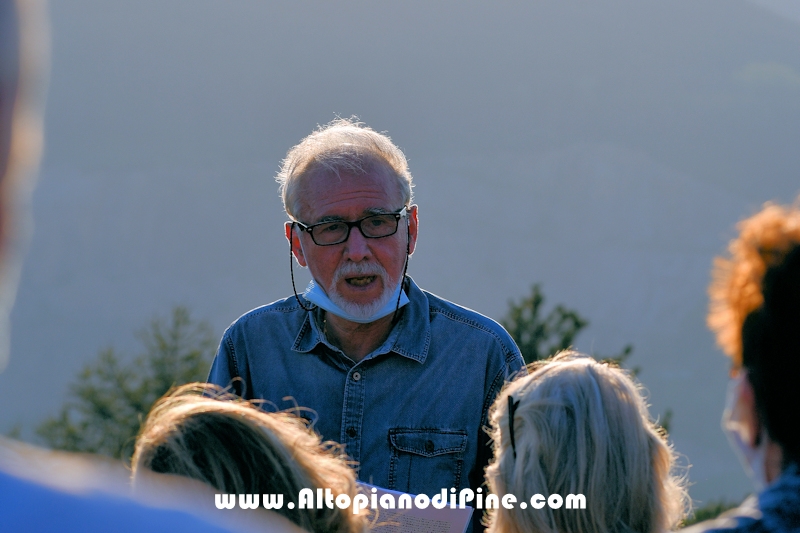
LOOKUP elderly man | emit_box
[209,119,524,510]
[684,200,800,533]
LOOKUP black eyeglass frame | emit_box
[293,206,409,246]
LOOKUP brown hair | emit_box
[709,198,800,463]
[132,383,365,533]
[708,198,800,367]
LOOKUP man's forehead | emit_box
[315,206,397,223]
[296,169,404,222]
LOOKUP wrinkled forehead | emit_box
[294,163,406,221]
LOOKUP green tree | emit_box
[37,306,216,461]
[681,500,740,527]
[502,284,633,366]
[501,285,671,432]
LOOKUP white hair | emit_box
[276,117,413,219]
[486,351,688,533]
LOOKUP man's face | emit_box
[285,167,418,317]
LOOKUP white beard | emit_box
[327,262,398,321]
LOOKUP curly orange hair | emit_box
[708,198,800,367]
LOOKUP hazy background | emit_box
[2,0,799,505]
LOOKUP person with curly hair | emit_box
[684,199,800,533]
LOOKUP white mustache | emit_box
[333,262,387,285]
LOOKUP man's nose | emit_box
[343,225,372,261]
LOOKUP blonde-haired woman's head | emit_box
[132,383,364,533]
[486,352,687,533]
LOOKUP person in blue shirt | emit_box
[684,200,800,533]
[208,118,525,527]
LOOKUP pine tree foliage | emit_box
[501,285,672,431]
[502,284,633,366]
[36,307,215,461]
[501,284,586,365]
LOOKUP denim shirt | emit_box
[682,462,800,533]
[208,277,524,499]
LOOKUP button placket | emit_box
[341,366,366,463]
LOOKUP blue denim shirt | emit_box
[682,462,800,533]
[209,277,524,500]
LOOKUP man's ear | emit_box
[285,222,308,267]
[407,204,419,255]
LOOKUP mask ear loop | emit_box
[391,213,411,325]
[289,222,312,312]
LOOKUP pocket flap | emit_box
[389,429,467,457]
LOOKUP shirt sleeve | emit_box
[468,342,525,531]
[207,331,245,398]
[472,349,524,481]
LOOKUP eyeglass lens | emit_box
[310,213,399,245]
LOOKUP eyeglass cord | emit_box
[289,223,313,312]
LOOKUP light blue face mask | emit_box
[303,279,409,324]
[722,372,770,492]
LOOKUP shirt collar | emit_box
[291,276,431,364]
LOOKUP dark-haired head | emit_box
[741,245,800,464]
[709,199,800,468]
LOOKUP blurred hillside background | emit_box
[2,0,799,506]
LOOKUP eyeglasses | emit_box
[294,207,408,246]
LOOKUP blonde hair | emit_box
[485,352,687,533]
[708,197,800,367]
[276,117,413,219]
[132,383,365,533]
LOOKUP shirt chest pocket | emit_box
[387,428,467,497]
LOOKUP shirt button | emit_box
[352,372,361,382]
[425,440,435,453]
[346,427,357,438]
